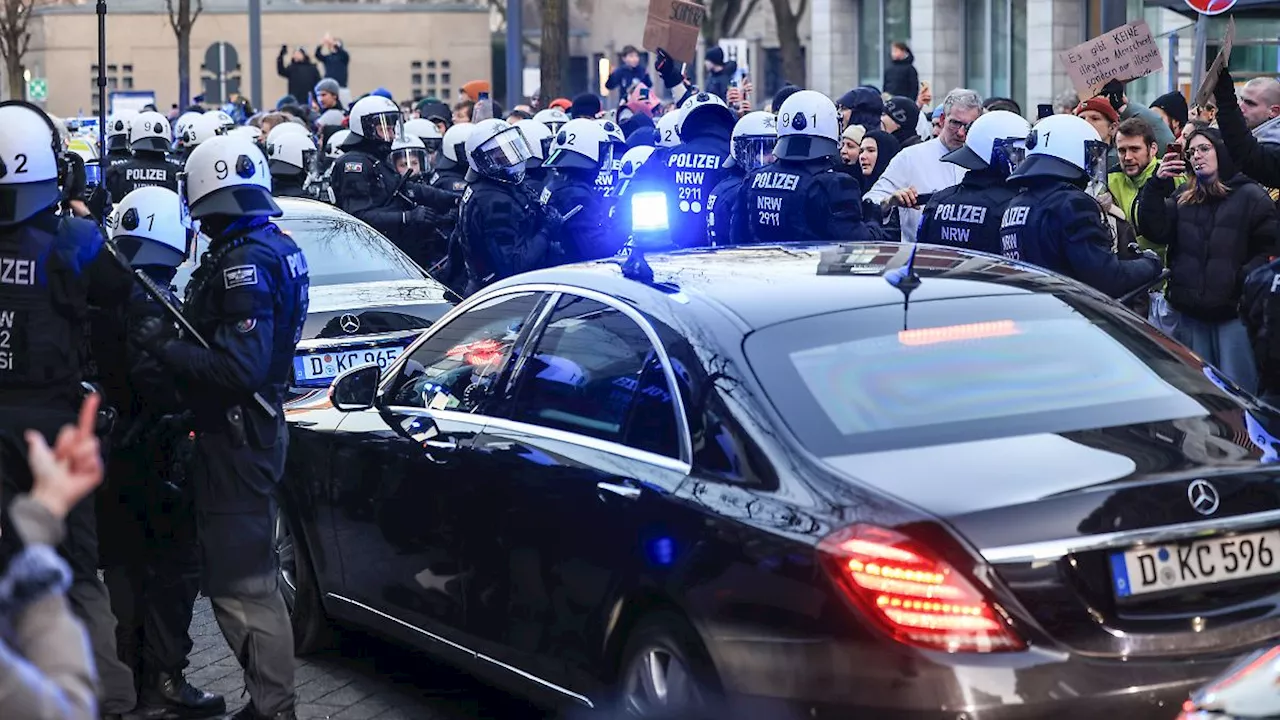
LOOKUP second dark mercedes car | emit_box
[276,242,1280,719]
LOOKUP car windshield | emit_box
[176,213,426,289]
[745,292,1252,456]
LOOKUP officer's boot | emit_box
[136,670,226,719]
[227,704,297,720]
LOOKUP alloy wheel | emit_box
[622,646,703,716]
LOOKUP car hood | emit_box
[820,409,1280,550]
[302,279,454,341]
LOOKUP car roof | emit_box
[502,243,1083,330]
[276,197,353,220]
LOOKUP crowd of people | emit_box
[6,32,1280,720]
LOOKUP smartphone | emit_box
[1166,142,1183,157]
[1037,104,1054,120]
[638,87,650,101]
[478,91,490,101]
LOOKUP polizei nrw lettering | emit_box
[668,154,722,170]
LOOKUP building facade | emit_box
[24,0,491,118]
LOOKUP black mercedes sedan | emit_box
[276,242,1280,719]
[178,197,455,395]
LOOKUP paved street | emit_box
[185,597,552,720]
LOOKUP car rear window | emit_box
[177,214,425,289]
[744,292,1238,456]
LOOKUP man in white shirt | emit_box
[864,88,984,242]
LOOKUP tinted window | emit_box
[389,293,541,412]
[177,212,426,289]
[746,292,1236,456]
[512,295,680,457]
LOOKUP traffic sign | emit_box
[1184,0,1236,15]
[27,78,47,101]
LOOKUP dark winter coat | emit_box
[315,44,350,87]
[277,50,322,108]
[1137,173,1279,322]
[882,52,920,98]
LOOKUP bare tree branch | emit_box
[728,0,760,38]
[191,0,203,27]
[165,0,179,35]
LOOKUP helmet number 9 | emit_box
[13,154,27,173]
[215,159,229,180]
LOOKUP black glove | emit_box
[654,48,685,89]
[406,205,438,226]
[129,315,176,358]
[280,44,288,56]
[542,205,567,235]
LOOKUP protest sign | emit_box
[642,0,706,65]
[1061,21,1164,98]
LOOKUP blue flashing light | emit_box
[646,536,676,567]
[631,191,670,234]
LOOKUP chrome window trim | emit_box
[979,508,1280,564]
[327,593,593,707]
[378,282,694,466]
[297,329,424,352]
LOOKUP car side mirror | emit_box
[330,362,382,412]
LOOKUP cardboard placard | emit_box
[1060,20,1164,98]
[1194,16,1235,109]
[642,0,706,65]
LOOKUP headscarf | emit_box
[861,129,901,191]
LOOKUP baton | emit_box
[102,240,279,420]
[1118,268,1171,305]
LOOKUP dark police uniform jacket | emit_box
[918,170,1018,255]
[455,176,551,295]
[1242,258,1280,395]
[732,158,869,245]
[332,144,407,241]
[104,152,181,203]
[706,167,744,246]
[540,169,616,265]
[630,129,732,249]
[999,178,1161,298]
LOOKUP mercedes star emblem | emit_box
[1187,479,1220,516]
[339,313,361,334]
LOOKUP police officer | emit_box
[105,111,181,204]
[733,90,869,245]
[708,111,776,246]
[268,131,317,199]
[98,186,226,720]
[919,110,1029,255]
[130,135,308,720]
[105,110,139,168]
[654,110,683,153]
[172,111,202,154]
[630,92,735,248]
[333,96,446,248]
[533,107,569,135]
[515,119,554,196]
[609,144,656,245]
[403,117,444,174]
[176,111,235,164]
[1001,113,1161,298]
[1243,259,1280,404]
[541,118,615,264]
[315,129,350,203]
[594,118,628,201]
[432,123,473,194]
[455,118,563,295]
[0,100,137,718]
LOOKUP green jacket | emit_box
[1108,158,1184,255]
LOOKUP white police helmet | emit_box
[208,110,236,132]
[679,91,736,138]
[109,186,187,267]
[618,145,655,181]
[544,118,609,171]
[265,121,309,146]
[775,90,840,161]
[389,135,428,176]
[106,109,139,152]
[943,110,1031,173]
[403,117,444,155]
[1010,113,1108,183]
[173,112,203,150]
[439,122,475,171]
[533,107,569,134]
[597,118,627,149]
[0,101,62,225]
[183,135,280,219]
[229,125,263,144]
[515,119,554,164]
[268,131,317,175]
[325,129,351,159]
[347,95,402,144]
[655,111,683,148]
[464,118,531,182]
[128,111,172,152]
[732,111,779,172]
[184,112,231,148]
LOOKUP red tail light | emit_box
[819,524,1024,653]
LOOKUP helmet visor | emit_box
[422,137,443,155]
[733,136,778,172]
[1084,139,1109,197]
[475,127,532,180]
[362,111,403,143]
[992,138,1028,175]
[390,147,429,176]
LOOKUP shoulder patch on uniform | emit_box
[539,187,551,204]
[223,264,259,289]
[344,161,364,173]
[235,318,257,333]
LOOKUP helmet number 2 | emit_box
[12,154,27,173]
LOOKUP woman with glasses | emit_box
[1136,127,1278,394]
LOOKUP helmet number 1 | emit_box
[146,213,155,231]
[1042,132,1051,147]
[13,154,27,173]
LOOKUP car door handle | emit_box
[597,481,642,500]
[421,437,458,451]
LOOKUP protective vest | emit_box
[918,171,1017,256]
[706,172,743,246]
